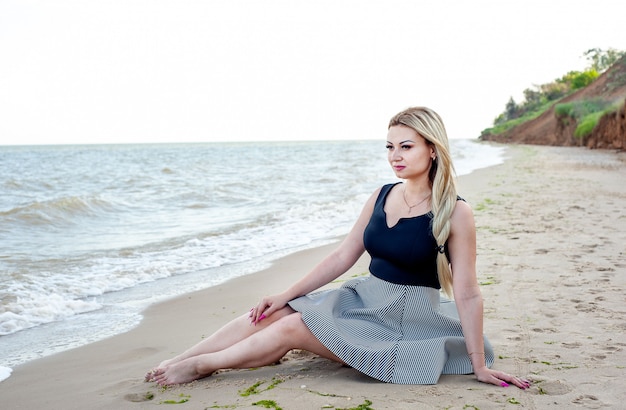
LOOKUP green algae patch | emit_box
[336,399,374,410]
[239,378,284,397]
[160,393,191,404]
[252,400,283,409]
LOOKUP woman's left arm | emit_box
[448,201,530,390]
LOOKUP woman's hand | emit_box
[249,292,291,325]
[474,366,531,390]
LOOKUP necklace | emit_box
[402,188,431,213]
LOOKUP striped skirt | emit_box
[288,275,495,384]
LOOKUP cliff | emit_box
[480,55,626,150]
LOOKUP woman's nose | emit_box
[390,149,401,161]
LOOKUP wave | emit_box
[0,190,366,336]
[451,139,505,176]
[0,292,101,336]
[0,195,119,227]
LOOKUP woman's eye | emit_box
[401,144,412,150]
[385,145,393,150]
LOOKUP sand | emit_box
[1,144,625,409]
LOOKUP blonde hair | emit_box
[388,107,457,297]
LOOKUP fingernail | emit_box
[501,382,509,387]
[259,314,266,321]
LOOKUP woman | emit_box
[146,106,530,389]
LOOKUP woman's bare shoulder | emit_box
[450,198,475,230]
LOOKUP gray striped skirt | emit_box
[288,275,495,384]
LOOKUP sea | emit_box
[0,139,504,377]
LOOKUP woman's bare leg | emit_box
[152,312,342,386]
[145,306,294,381]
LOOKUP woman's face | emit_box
[386,125,435,180]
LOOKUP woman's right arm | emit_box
[252,187,380,321]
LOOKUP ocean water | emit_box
[0,139,504,370]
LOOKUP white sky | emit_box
[1,0,625,145]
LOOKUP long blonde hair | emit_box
[388,107,457,297]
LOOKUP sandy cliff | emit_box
[480,55,626,149]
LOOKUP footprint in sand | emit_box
[532,380,572,396]
[574,303,597,313]
[572,394,609,409]
[531,327,557,333]
[561,342,582,349]
[124,392,155,402]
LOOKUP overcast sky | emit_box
[1,0,625,145]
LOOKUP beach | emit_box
[2,144,625,409]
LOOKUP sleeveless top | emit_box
[363,183,444,288]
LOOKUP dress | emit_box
[288,183,495,384]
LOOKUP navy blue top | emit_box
[363,183,443,288]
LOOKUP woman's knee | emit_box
[273,312,308,339]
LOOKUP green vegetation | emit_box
[239,378,284,397]
[304,389,347,398]
[160,393,191,404]
[555,98,623,138]
[479,275,496,286]
[482,100,554,137]
[252,400,283,409]
[575,111,605,138]
[481,48,625,139]
[473,197,497,212]
[584,47,625,72]
[336,400,375,410]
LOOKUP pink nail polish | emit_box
[259,314,266,321]
[501,382,509,387]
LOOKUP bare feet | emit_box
[151,357,210,386]
[144,358,180,382]
[144,369,158,382]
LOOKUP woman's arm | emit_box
[449,200,530,390]
[251,187,380,321]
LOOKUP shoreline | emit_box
[2,144,625,409]
[0,236,343,369]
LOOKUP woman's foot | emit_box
[144,358,178,382]
[144,369,158,382]
[152,357,210,386]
